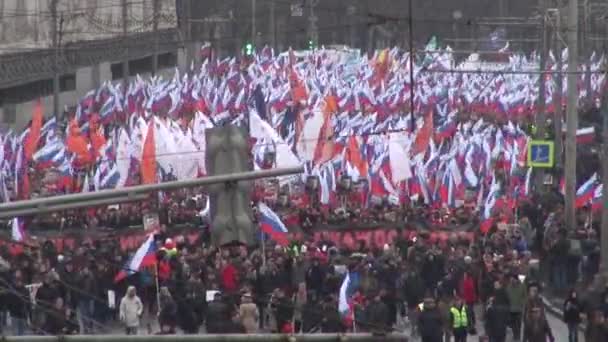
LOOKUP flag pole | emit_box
[352,306,356,333]
[155,261,161,314]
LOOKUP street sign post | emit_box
[527,140,555,168]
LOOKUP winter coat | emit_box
[459,274,477,304]
[221,264,238,293]
[485,303,509,338]
[119,295,143,328]
[523,318,554,342]
[506,282,527,313]
[418,307,443,342]
[563,298,582,324]
[365,300,389,333]
[205,300,230,333]
[239,302,259,333]
[6,285,29,319]
[177,299,200,334]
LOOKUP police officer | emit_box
[450,296,468,342]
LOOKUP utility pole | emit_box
[122,0,130,84]
[564,0,578,231]
[600,9,608,280]
[152,0,160,76]
[251,0,256,47]
[308,0,319,48]
[553,9,563,169]
[269,0,276,50]
[408,0,415,131]
[51,0,59,119]
[601,70,608,276]
[536,0,548,190]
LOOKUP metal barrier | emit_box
[3,334,408,342]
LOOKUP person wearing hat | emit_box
[449,296,468,342]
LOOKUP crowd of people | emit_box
[0,196,606,341]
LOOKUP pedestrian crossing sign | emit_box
[527,140,554,168]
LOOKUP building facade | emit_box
[0,0,197,129]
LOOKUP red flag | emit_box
[412,111,434,156]
[24,100,43,160]
[141,120,156,184]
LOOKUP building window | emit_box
[129,56,153,76]
[60,73,76,92]
[0,79,53,104]
[111,62,124,80]
[158,52,177,69]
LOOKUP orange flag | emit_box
[346,135,368,178]
[89,115,107,158]
[66,119,92,165]
[412,111,434,156]
[141,120,157,184]
[313,95,338,165]
[24,100,43,160]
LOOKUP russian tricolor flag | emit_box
[338,271,360,325]
[575,173,597,208]
[114,234,158,282]
[258,202,289,246]
[11,217,26,242]
[592,184,603,212]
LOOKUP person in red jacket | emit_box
[221,259,239,293]
[458,269,478,334]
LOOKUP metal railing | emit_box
[3,334,408,342]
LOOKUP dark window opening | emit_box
[0,79,53,104]
[111,62,124,80]
[60,73,76,92]
[129,56,153,76]
[158,52,177,69]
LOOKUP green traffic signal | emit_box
[244,43,254,55]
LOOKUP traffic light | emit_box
[308,40,316,50]
[206,125,255,246]
[244,42,254,56]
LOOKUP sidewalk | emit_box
[541,295,586,333]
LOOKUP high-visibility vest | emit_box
[450,306,468,329]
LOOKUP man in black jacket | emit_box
[418,297,443,342]
[6,277,30,336]
[205,292,230,333]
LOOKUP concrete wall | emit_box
[1,45,194,130]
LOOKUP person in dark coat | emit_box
[158,287,177,333]
[484,295,509,342]
[5,277,30,336]
[365,291,390,335]
[272,289,294,333]
[178,292,200,334]
[563,289,582,342]
[302,293,323,333]
[320,297,344,333]
[417,297,443,342]
[523,306,554,342]
[205,292,230,333]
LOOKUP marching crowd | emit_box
[0,197,606,341]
